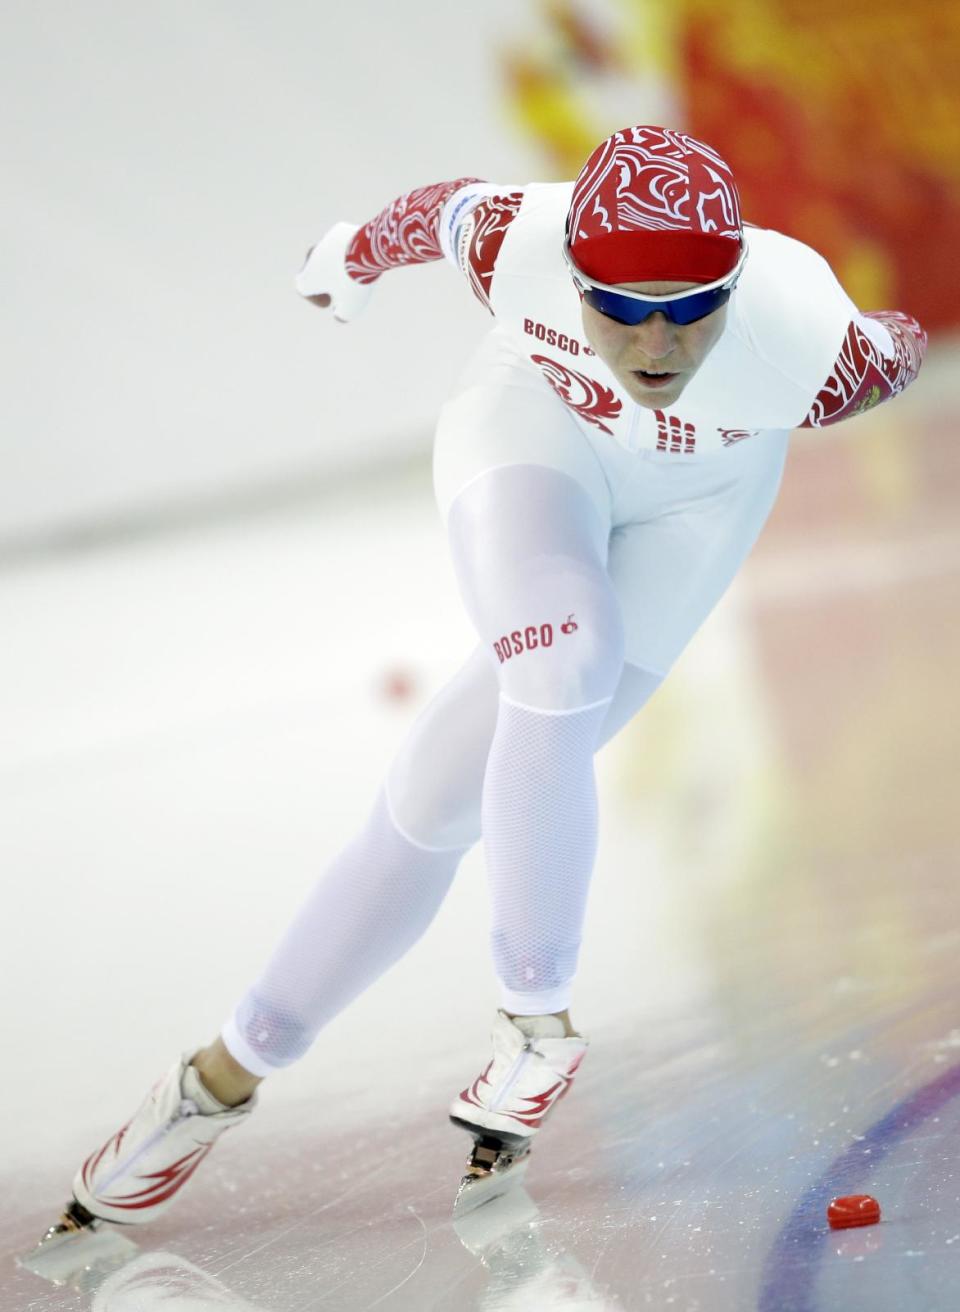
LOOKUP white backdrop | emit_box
[0,0,539,543]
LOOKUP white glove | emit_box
[294,221,375,323]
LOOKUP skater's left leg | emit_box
[446,462,625,1018]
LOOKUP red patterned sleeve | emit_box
[455,193,525,313]
[344,179,484,285]
[800,310,927,428]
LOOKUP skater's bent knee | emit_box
[493,622,625,710]
[384,772,481,852]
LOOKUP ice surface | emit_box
[2,382,959,1309]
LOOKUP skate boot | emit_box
[38,1049,257,1246]
[449,1010,588,1214]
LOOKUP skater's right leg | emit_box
[217,642,506,1078]
[190,1037,262,1107]
[43,653,489,1239]
[222,785,470,1076]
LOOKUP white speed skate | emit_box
[449,1010,588,1215]
[36,1050,257,1248]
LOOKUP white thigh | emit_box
[433,333,613,530]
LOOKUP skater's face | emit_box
[581,281,728,410]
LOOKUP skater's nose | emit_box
[628,313,676,360]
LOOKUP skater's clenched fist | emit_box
[295,222,374,323]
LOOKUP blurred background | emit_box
[2,0,959,1262]
[4,0,955,547]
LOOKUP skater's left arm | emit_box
[800,308,928,428]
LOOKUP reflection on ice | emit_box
[21,1242,270,1311]
[454,1187,624,1311]
[18,1177,625,1312]
[93,1252,264,1311]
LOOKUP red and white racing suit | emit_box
[222,178,926,1075]
[340,175,926,674]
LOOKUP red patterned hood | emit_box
[567,125,743,285]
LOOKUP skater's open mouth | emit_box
[633,369,679,388]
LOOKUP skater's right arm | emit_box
[295,179,524,321]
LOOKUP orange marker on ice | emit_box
[827,1194,881,1229]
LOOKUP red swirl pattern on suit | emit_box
[801,310,927,428]
[530,354,623,435]
[345,177,482,284]
[464,193,524,312]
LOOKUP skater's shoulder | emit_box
[440,180,574,309]
[736,226,854,321]
[729,224,856,387]
[480,182,575,283]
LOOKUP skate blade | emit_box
[18,1224,139,1291]
[453,1154,531,1218]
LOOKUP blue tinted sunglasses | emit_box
[562,239,747,326]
